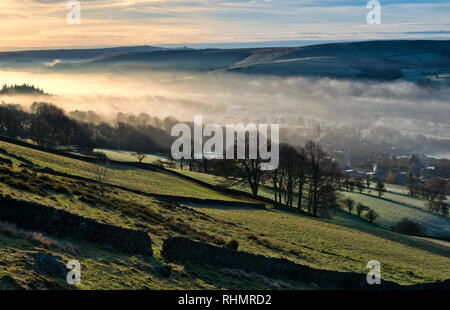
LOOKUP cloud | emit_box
[0,0,449,50]
[1,69,448,140]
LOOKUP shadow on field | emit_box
[178,264,309,290]
[184,202,271,211]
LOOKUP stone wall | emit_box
[0,194,153,256]
[161,236,404,289]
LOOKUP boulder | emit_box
[34,252,66,278]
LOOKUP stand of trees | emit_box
[214,141,341,218]
[0,84,47,95]
[407,177,449,216]
[0,102,173,155]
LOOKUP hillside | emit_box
[163,168,450,239]
[0,139,449,289]
[0,84,47,96]
[1,41,449,86]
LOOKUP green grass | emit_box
[0,141,243,202]
[0,140,449,288]
[170,168,276,200]
[0,171,309,289]
[340,189,450,237]
[93,148,169,164]
[187,205,450,285]
[174,168,450,238]
[1,230,299,290]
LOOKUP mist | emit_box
[0,68,449,140]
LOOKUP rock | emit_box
[34,252,66,277]
[152,265,172,278]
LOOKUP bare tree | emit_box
[355,178,365,193]
[93,161,110,196]
[365,208,379,223]
[356,203,368,217]
[304,141,341,217]
[366,176,372,188]
[223,158,265,197]
[269,166,285,203]
[376,180,386,197]
[279,144,298,207]
[216,138,268,197]
[132,151,147,163]
[296,146,307,210]
[344,198,355,213]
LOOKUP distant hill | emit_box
[0,41,449,85]
[0,84,48,96]
[0,46,164,69]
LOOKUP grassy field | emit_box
[0,229,308,290]
[0,161,310,289]
[172,168,450,238]
[0,141,244,202]
[340,190,450,237]
[170,168,276,200]
[93,148,169,164]
[187,205,450,285]
[0,140,449,288]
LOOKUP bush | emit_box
[391,218,427,236]
[343,198,355,213]
[356,203,368,217]
[93,151,108,161]
[364,208,379,223]
[225,239,239,251]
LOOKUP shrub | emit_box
[391,218,427,236]
[343,198,355,213]
[225,239,239,251]
[356,203,368,217]
[93,151,108,161]
[364,208,379,223]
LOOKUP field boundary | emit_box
[162,236,450,290]
[32,166,267,209]
[0,194,153,255]
[0,136,266,209]
[0,136,279,204]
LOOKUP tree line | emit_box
[179,141,342,218]
[0,102,174,154]
[407,175,449,216]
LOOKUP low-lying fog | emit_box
[1,69,449,141]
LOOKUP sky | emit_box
[1,0,449,51]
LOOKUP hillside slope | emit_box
[0,140,449,289]
[1,41,449,85]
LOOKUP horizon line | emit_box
[1,38,449,53]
